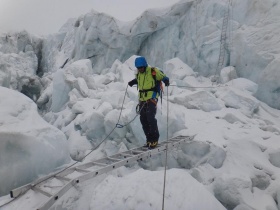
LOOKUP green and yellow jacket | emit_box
[131,67,169,102]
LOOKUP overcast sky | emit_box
[0,0,180,36]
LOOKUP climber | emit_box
[128,56,170,149]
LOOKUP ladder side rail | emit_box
[78,156,142,183]
[215,5,230,78]
[10,183,32,198]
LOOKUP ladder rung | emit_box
[107,157,122,162]
[131,150,144,154]
[91,161,108,166]
[33,186,53,197]
[112,153,134,159]
[55,176,71,182]
[75,168,91,173]
[74,162,95,170]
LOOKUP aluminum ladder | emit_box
[215,2,230,80]
[10,135,194,210]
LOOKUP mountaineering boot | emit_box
[148,141,158,149]
[143,142,150,148]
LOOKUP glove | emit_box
[128,79,137,87]
[164,79,170,87]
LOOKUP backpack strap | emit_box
[151,67,163,105]
[151,67,157,81]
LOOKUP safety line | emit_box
[162,86,169,210]
[169,84,228,89]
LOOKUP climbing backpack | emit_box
[151,67,164,104]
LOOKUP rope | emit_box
[169,83,227,89]
[116,85,129,126]
[162,86,169,210]
[116,85,147,128]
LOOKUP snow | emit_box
[88,168,226,210]
[0,0,280,209]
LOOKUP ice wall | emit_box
[0,0,280,109]
[37,0,280,109]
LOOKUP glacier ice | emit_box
[1,0,280,108]
[1,0,280,209]
[0,87,70,196]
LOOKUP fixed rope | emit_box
[162,86,169,210]
[169,84,226,89]
[116,85,147,128]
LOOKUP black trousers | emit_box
[139,100,159,143]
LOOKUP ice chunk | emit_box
[269,151,280,168]
[212,175,252,209]
[0,87,70,196]
[65,59,93,79]
[75,110,105,140]
[172,90,224,112]
[51,69,71,112]
[216,87,260,115]
[104,110,127,139]
[226,78,258,95]
[89,168,226,210]
[164,57,195,80]
[220,66,237,84]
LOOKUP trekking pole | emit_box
[162,86,169,210]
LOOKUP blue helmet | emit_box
[135,56,148,68]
